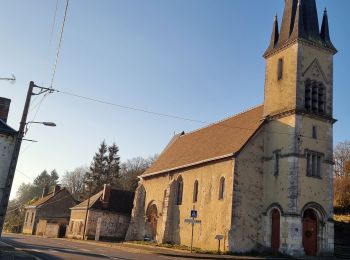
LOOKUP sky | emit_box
[0,0,349,199]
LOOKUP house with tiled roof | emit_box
[126,0,337,257]
[23,185,77,237]
[67,184,134,241]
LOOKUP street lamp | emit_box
[27,121,56,127]
[25,121,56,135]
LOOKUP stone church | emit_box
[126,0,337,256]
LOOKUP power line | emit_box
[53,88,332,143]
[57,89,209,125]
[49,0,60,49]
[15,169,33,181]
[50,0,70,89]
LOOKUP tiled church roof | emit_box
[142,105,264,177]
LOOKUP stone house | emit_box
[0,97,17,223]
[23,185,77,237]
[126,0,337,257]
[67,185,134,241]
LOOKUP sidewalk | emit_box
[55,238,288,259]
[55,238,344,259]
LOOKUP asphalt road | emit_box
[0,233,181,260]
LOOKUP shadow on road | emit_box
[1,236,132,260]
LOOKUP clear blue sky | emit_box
[0,0,348,199]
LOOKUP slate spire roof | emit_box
[264,0,337,57]
[320,8,336,50]
[290,0,306,40]
[265,15,279,54]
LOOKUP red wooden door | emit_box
[303,209,318,256]
[271,209,280,252]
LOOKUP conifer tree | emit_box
[106,143,121,186]
[85,141,121,195]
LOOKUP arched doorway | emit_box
[271,209,280,252]
[303,209,318,256]
[146,203,158,240]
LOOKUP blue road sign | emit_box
[191,210,197,218]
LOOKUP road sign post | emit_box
[215,235,224,253]
[184,209,201,253]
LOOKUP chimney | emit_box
[101,184,111,209]
[53,185,61,196]
[0,97,11,123]
[42,186,49,198]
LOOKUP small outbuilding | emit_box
[67,185,134,241]
[23,185,77,237]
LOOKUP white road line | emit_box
[30,249,43,253]
[63,248,78,252]
[101,254,121,259]
[79,248,91,252]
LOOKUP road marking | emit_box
[79,248,91,252]
[101,254,122,259]
[63,248,78,252]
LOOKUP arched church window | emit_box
[176,176,183,205]
[305,80,326,114]
[219,177,225,200]
[193,180,199,203]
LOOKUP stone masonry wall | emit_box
[230,129,264,252]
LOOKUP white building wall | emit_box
[0,133,16,198]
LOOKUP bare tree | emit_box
[334,141,350,178]
[333,141,350,210]
[120,155,158,191]
[61,167,88,201]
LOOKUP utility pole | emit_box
[82,181,92,240]
[0,82,54,234]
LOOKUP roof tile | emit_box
[143,105,264,176]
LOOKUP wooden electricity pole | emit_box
[0,82,53,234]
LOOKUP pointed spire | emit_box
[264,0,337,58]
[264,15,279,55]
[278,0,297,45]
[320,8,336,51]
[272,14,279,46]
[290,0,305,39]
[321,8,330,42]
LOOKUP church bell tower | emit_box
[262,0,336,256]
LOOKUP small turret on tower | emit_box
[265,15,280,55]
[321,8,336,50]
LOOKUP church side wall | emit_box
[142,158,234,251]
[230,129,264,252]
